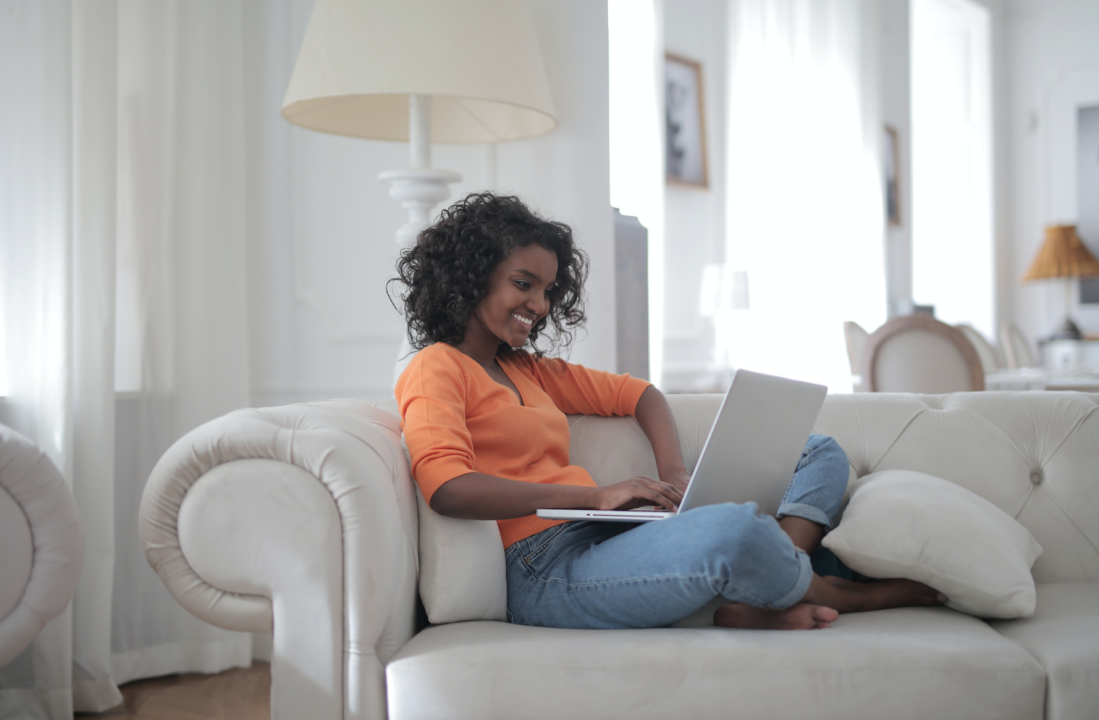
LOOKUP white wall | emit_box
[878,0,1011,334]
[243,0,1099,405]
[877,0,1099,354]
[662,0,729,391]
[496,0,615,374]
[245,0,613,406]
[1004,0,1099,345]
[890,0,1099,351]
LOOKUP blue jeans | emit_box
[505,434,849,629]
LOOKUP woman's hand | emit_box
[588,476,684,511]
[659,466,691,494]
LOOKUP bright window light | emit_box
[718,0,886,393]
[911,0,993,337]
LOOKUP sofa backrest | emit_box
[567,391,1099,583]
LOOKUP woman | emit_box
[392,192,944,630]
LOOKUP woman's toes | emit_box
[714,602,838,630]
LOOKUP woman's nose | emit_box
[530,294,548,316]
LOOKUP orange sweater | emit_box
[395,342,651,548]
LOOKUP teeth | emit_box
[512,313,533,326]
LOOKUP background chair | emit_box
[0,424,83,667]
[844,321,869,391]
[1001,323,1036,369]
[955,323,1003,373]
[862,315,985,392]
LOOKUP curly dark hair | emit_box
[390,192,588,357]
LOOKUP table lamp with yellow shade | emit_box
[1021,224,1099,340]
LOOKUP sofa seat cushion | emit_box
[386,607,1044,720]
[989,582,1099,720]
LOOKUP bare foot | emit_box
[714,602,839,630]
[805,575,947,613]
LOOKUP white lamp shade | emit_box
[282,0,557,143]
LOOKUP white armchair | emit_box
[1001,322,1037,370]
[955,323,1004,372]
[138,402,419,720]
[0,424,83,667]
[843,320,869,391]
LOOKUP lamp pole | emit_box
[378,94,462,247]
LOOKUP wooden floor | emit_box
[76,663,270,720]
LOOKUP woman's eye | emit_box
[514,280,530,290]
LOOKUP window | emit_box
[911,0,993,336]
[718,0,886,392]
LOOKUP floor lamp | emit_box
[280,0,558,247]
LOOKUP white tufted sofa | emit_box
[0,424,84,668]
[139,392,1099,720]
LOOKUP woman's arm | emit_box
[633,385,691,491]
[530,360,689,489]
[430,472,683,519]
[431,386,689,520]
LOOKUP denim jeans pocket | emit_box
[523,523,570,565]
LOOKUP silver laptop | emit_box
[536,369,827,523]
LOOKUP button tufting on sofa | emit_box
[1029,470,1043,485]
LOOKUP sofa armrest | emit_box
[139,400,418,720]
[0,424,83,668]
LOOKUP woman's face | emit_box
[468,243,559,350]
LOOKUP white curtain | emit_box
[717,0,885,392]
[0,1,253,716]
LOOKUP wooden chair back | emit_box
[1001,322,1036,370]
[863,315,985,392]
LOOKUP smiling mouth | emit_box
[511,312,534,328]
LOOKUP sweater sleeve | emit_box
[521,354,651,417]
[395,349,477,504]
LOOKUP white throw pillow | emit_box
[414,487,508,623]
[402,432,508,624]
[821,469,1042,619]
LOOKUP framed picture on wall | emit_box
[883,125,901,226]
[665,53,708,188]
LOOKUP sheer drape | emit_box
[0,3,81,716]
[718,0,885,392]
[1,1,253,716]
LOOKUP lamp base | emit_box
[1049,317,1083,341]
[379,167,462,246]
